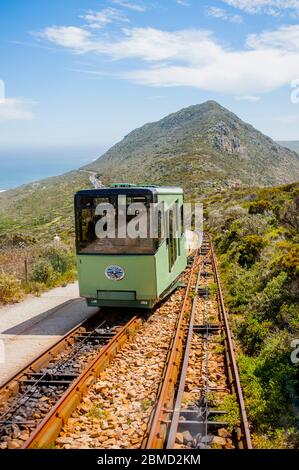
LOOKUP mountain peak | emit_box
[148,100,232,133]
[84,101,299,194]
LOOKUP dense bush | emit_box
[26,281,46,296]
[237,235,266,267]
[273,245,299,278]
[249,200,272,214]
[43,244,74,274]
[238,316,272,355]
[30,259,54,284]
[0,274,25,303]
[29,244,75,286]
[237,354,266,423]
[0,240,76,305]
[207,183,299,447]
[239,214,271,237]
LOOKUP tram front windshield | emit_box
[75,195,159,255]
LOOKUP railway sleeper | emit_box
[21,373,78,387]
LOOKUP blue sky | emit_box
[1,0,299,151]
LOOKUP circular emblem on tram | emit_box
[105,265,125,281]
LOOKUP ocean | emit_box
[0,145,107,191]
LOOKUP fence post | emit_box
[24,257,28,283]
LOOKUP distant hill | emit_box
[84,101,299,195]
[1,100,299,239]
[277,141,299,154]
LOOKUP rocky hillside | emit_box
[85,100,299,196]
[0,100,299,239]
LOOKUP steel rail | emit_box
[166,255,206,448]
[209,239,252,449]
[0,318,108,424]
[23,315,141,449]
[145,251,200,448]
[202,250,211,447]
[0,315,100,411]
[145,234,252,450]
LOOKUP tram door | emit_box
[167,207,178,272]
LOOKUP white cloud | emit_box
[82,8,129,29]
[123,51,299,94]
[36,22,299,95]
[206,6,243,23]
[38,26,220,60]
[110,0,146,12]
[36,26,92,52]
[38,27,222,61]
[222,1,299,16]
[32,26,92,53]
[0,98,35,121]
[176,0,190,6]
[247,24,299,50]
[235,95,261,101]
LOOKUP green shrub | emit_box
[30,259,54,284]
[56,268,77,286]
[238,235,266,267]
[274,245,299,278]
[238,354,266,424]
[279,304,299,332]
[220,394,240,432]
[26,281,47,296]
[252,428,298,449]
[251,272,289,322]
[218,224,241,253]
[238,316,272,355]
[254,332,298,427]
[249,200,272,215]
[0,274,25,303]
[223,261,262,311]
[43,244,74,274]
[239,214,271,237]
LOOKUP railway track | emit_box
[144,234,252,449]
[0,311,142,449]
[28,254,200,449]
[0,253,197,449]
[0,234,251,450]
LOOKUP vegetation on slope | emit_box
[0,236,76,304]
[0,170,90,240]
[1,101,299,241]
[86,101,299,195]
[206,182,299,448]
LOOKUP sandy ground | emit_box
[0,282,98,386]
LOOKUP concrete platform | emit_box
[0,282,98,386]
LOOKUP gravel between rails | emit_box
[55,289,185,449]
[174,262,235,449]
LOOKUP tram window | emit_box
[167,208,178,272]
[177,201,182,256]
[180,204,184,236]
[158,211,163,240]
[76,194,156,254]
